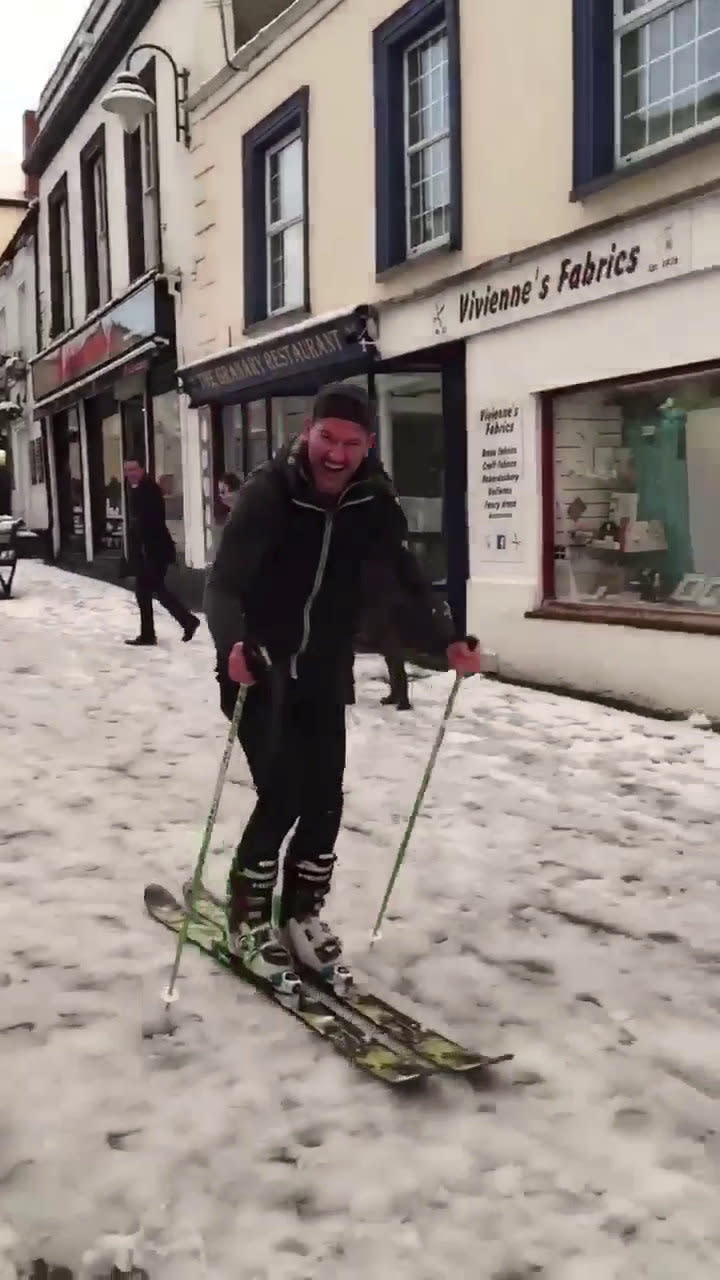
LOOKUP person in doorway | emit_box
[205,380,482,993]
[122,459,200,647]
[359,558,413,710]
[218,471,241,516]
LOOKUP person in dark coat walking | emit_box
[204,380,483,993]
[122,459,199,647]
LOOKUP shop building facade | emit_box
[178,0,484,630]
[378,0,720,716]
[0,202,49,534]
[23,0,227,580]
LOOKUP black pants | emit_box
[383,646,410,708]
[135,564,195,640]
[228,679,346,927]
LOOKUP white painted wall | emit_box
[33,0,224,567]
[0,226,48,530]
[381,192,720,717]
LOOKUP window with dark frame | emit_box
[242,87,309,329]
[547,364,720,621]
[573,0,720,190]
[373,0,462,274]
[48,174,73,338]
[80,125,111,314]
[124,58,161,281]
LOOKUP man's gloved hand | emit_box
[446,636,483,676]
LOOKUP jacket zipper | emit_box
[290,510,334,679]
[288,487,375,679]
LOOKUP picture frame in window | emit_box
[670,574,707,604]
[696,578,720,611]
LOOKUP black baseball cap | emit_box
[312,381,372,430]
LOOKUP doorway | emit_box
[85,393,124,561]
[52,408,86,554]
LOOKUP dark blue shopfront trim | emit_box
[373,0,462,273]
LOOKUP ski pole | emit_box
[369,637,478,947]
[161,680,248,1010]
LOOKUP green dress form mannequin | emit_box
[622,399,693,593]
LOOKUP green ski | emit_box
[145,884,431,1087]
[182,880,512,1075]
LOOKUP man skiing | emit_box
[205,381,482,994]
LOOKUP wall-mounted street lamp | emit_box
[101,44,190,147]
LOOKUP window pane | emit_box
[282,220,304,310]
[648,12,671,58]
[675,0,697,46]
[698,70,720,119]
[698,27,720,78]
[408,137,450,250]
[649,54,671,101]
[619,1,720,155]
[267,221,304,314]
[268,150,280,226]
[278,137,303,222]
[673,43,696,90]
[551,375,720,610]
[700,0,720,36]
[406,30,448,147]
[621,108,647,156]
[620,27,643,73]
[672,86,697,131]
[621,68,646,116]
[648,99,672,141]
[268,229,285,312]
[271,396,314,454]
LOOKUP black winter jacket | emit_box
[126,476,176,574]
[204,441,455,701]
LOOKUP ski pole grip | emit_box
[243,639,271,682]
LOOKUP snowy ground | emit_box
[2,564,720,1278]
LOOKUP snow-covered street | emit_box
[2,564,720,1278]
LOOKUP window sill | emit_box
[243,306,310,338]
[570,121,720,203]
[526,600,720,636]
[375,240,455,284]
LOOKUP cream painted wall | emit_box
[0,207,26,256]
[184,0,720,366]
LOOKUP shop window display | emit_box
[153,390,185,557]
[552,370,720,611]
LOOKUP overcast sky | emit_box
[0,0,90,188]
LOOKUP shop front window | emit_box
[551,368,720,612]
[153,390,185,558]
[54,408,86,553]
[246,400,270,471]
[376,370,446,585]
[221,404,244,483]
[85,397,124,555]
[271,395,314,454]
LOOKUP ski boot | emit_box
[227,922,301,1003]
[280,914,352,997]
[226,863,301,1004]
[279,863,353,997]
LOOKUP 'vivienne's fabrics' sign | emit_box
[429,208,693,342]
[180,306,378,405]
